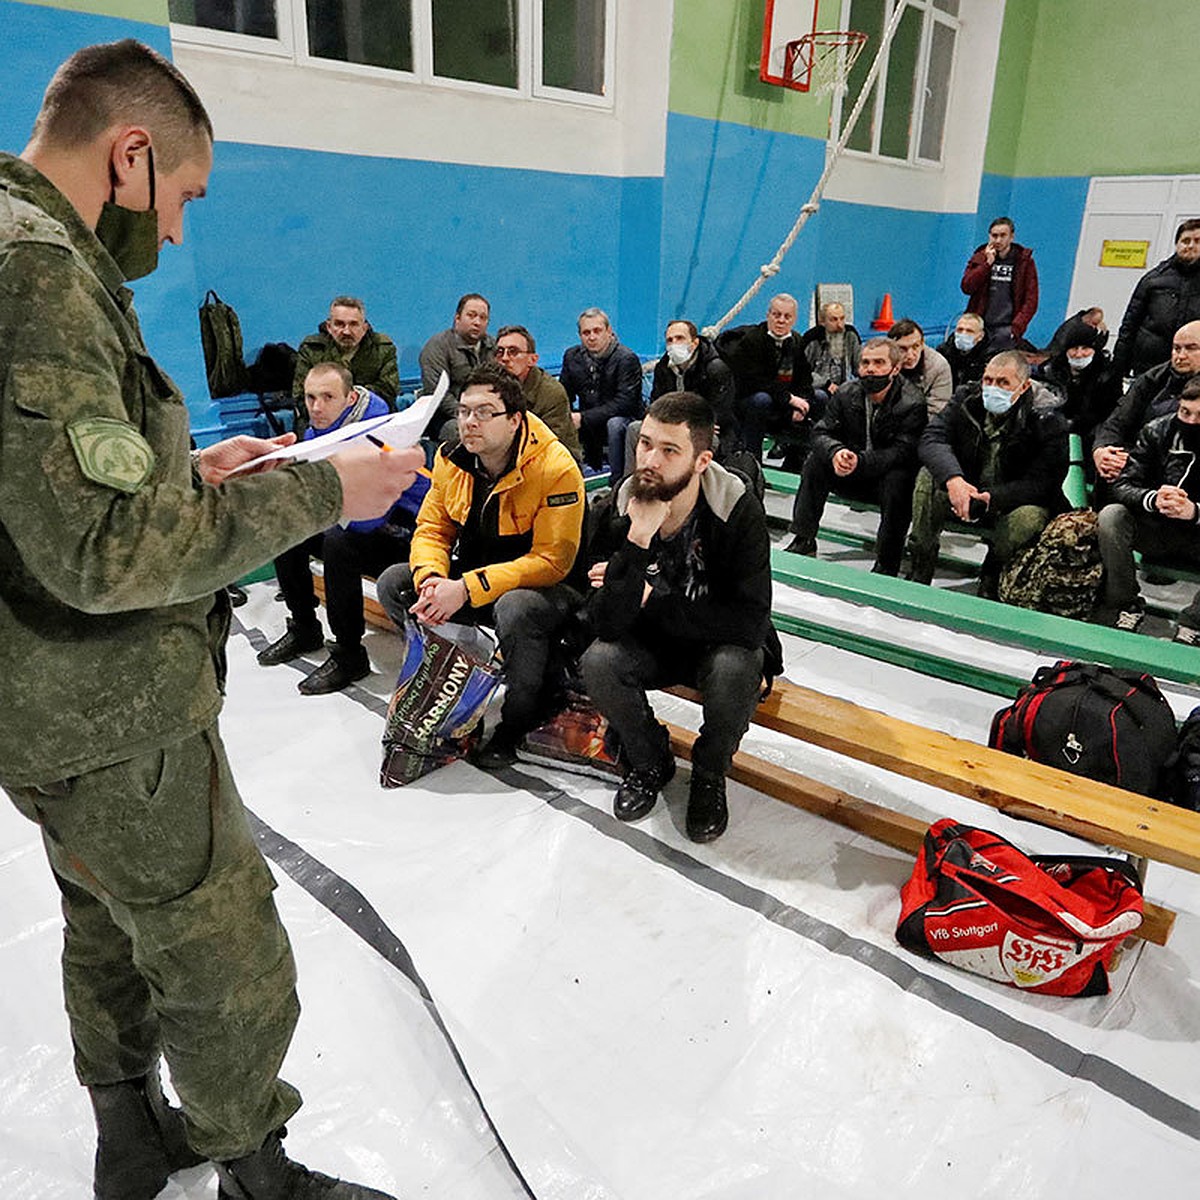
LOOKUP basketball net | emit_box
[785,30,868,96]
[703,1,908,337]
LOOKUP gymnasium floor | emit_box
[3,567,1200,1198]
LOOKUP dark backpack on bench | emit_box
[989,660,1176,798]
[198,290,250,398]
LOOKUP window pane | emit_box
[844,0,885,152]
[932,0,959,15]
[543,0,606,94]
[878,2,921,160]
[918,20,955,161]
[432,0,518,89]
[307,0,412,72]
[169,0,277,38]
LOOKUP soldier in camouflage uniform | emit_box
[0,41,420,1200]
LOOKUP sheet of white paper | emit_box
[229,372,448,475]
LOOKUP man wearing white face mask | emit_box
[935,313,989,390]
[649,319,735,442]
[906,351,1069,596]
[1035,321,1120,436]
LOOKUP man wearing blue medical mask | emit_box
[906,351,1069,598]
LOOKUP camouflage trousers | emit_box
[906,467,1050,584]
[3,726,301,1160]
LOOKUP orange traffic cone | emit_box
[871,293,895,331]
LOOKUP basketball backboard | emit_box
[760,0,820,91]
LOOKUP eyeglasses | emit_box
[456,404,509,424]
[494,345,529,359]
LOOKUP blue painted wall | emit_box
[189,142,663,423]
[659,112,978,341]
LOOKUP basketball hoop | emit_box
[784,30,868,95]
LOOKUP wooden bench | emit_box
[307,569,1188,944]
[667,677,1200,946]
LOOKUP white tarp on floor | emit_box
[3,582,1200,1197]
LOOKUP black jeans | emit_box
[375,562,582,734]
[580,637,764,777]
[790,458,916,575]
[274,525,411,652]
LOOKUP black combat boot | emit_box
[686,767,729,843]
[217,1130,396,1199]
[89,1067,205,1200]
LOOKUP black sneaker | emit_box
[613,753,676,822]
[686,768,728,843]
[297,647,370,695]
[782,536,816,556]
[217,1130,394,1199]
[257,620,324,666]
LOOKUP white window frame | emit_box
[829,0,960,169]
[170,0,615,109]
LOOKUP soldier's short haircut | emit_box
[862,337,903,367]
[455,292,489,317]
[496,324,536,352]
[887,318,924,340]
[32,40,212,172]
[645,391,715,454]
[665,319,699,340]
[818,301,845,320]
[463,362,525,414]
[1181,377,1200,402]
[330,296,365,316]
[578,307,611,329]
[1176,218,1200,241]
[988,350,1030,382]
[768,293,798,312]
[989,216,1015,234]
[306,362,353,393]
[957,312,984,331]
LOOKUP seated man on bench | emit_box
[783,337,926,576]
[581,392,781,844]
[257,363,427,693]
[376,362,586,767]
[1096,376,1200,641]
[907,350,1068,597]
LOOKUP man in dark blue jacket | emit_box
[581,392,780,843]
[559,306,644,476]
[257,363,428,693]
[907,351,1068,596]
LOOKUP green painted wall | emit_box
[669,0,843,139]
[987,0,1198,178]
[17,0,167,22]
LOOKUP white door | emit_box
[1067,175,1200,335]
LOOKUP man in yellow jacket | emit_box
[377,362,586,765]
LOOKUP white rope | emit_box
[702,1,910,338]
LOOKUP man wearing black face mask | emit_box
[0,40,411,1200]
[783,338,925,576]
[1097,379,1200,641]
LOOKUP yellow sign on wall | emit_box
[1100,240,1150,269]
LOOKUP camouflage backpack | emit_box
[198,289,250,399]
[998,509,1103,620]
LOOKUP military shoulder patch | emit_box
[67,417,156,494]
[546,491,580,507]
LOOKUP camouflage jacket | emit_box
[0,155,343,786]
[292,324,399,405]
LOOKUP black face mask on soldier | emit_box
[95,143,159,281]
[861,372,892,394]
